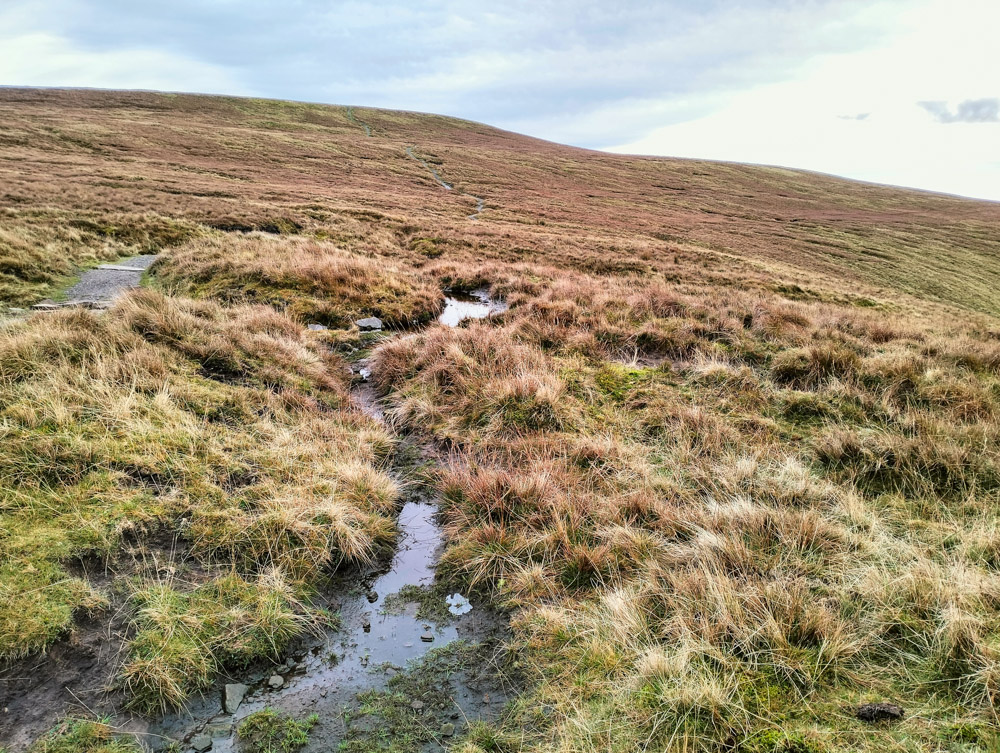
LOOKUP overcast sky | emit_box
[2,0,997,200]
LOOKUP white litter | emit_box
[446,593,472,616]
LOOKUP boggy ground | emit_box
[1,89,999,752]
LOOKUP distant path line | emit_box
[406,146,485,220]
[346,107,372,137]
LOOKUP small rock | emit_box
[420,632,434,643]
[267,674,284,690]
[355,316,383,331]
[307,323,328,331]
[223,683,248,714]
[366,590,378,603]
[856,702,904,723]
[440,722,456,737]
[411,700,425,710]
[205,721,233,737]
[320,689,328,698]
[191,734,213,752]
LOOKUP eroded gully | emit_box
[139,291,508,753]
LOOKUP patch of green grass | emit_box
[381,582,456,624]
[340,641,496,753]
[26,719,141,753]
[121,573,310,715]
[237,709,318,753]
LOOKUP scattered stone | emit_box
[320,689,328,698]
[440,722,456,737]
[191,734,213,752]
[307,323,328,331]
[223,683,248,714]
[420,631,434,643]
[856,702,904,723]
[267,674,284,689]
[355,316,383,331]
[366,590,378,603]
[362,614,372,631]
[410,700,425,710]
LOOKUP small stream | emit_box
[143,292,508,752]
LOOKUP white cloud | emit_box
[0,29,248,94]
[607,0,1000,201]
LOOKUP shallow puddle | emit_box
[438,289,507,327]
[144,491,506,752]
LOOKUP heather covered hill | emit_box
[1,89,999,753]
[2,88,999,315]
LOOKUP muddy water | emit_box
[141,292,510,752]
[438,289,507,327]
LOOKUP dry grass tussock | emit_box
[373,271,1000,752]
[0,290,398,712]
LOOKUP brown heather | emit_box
[1,88,999,752]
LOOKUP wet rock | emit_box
[191,734,213,752]
[856,702,904,723]
[267,674,284,689]
[307,323,328,331]
[356,316,383,331]
[205,721,233,737]
[440,722,455,737]
[366,590,378,603]
[223,683,248,714]
[420,631,434,643]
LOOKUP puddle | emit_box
[438,289,507,327]
[143,498,504,752]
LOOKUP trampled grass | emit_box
[1,88,999,752]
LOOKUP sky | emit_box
[1,0,998,201]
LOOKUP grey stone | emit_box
[307,323,328,331]
[191,734,213,752]
[267,674,284,689]
[440,722,456,737]
[355,316,383,331]
[205,721,233,737]
[223,683,248,714]
[420,632,434,643]
[366,590,378,603]
[410,700,425,710]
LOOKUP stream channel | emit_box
[142,291,508,752]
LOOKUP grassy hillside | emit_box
[1,88,999,753]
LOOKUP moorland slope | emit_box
[1,88,1000,753]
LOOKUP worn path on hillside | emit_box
[406,146,486,220]
[34,254,158,310]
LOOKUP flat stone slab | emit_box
[223,683,248,714]
[355,316,383,331]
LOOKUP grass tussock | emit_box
[373,272,1000,752]
[0,290,398,711]
[25,719,141,753]
[154,233,443,327]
